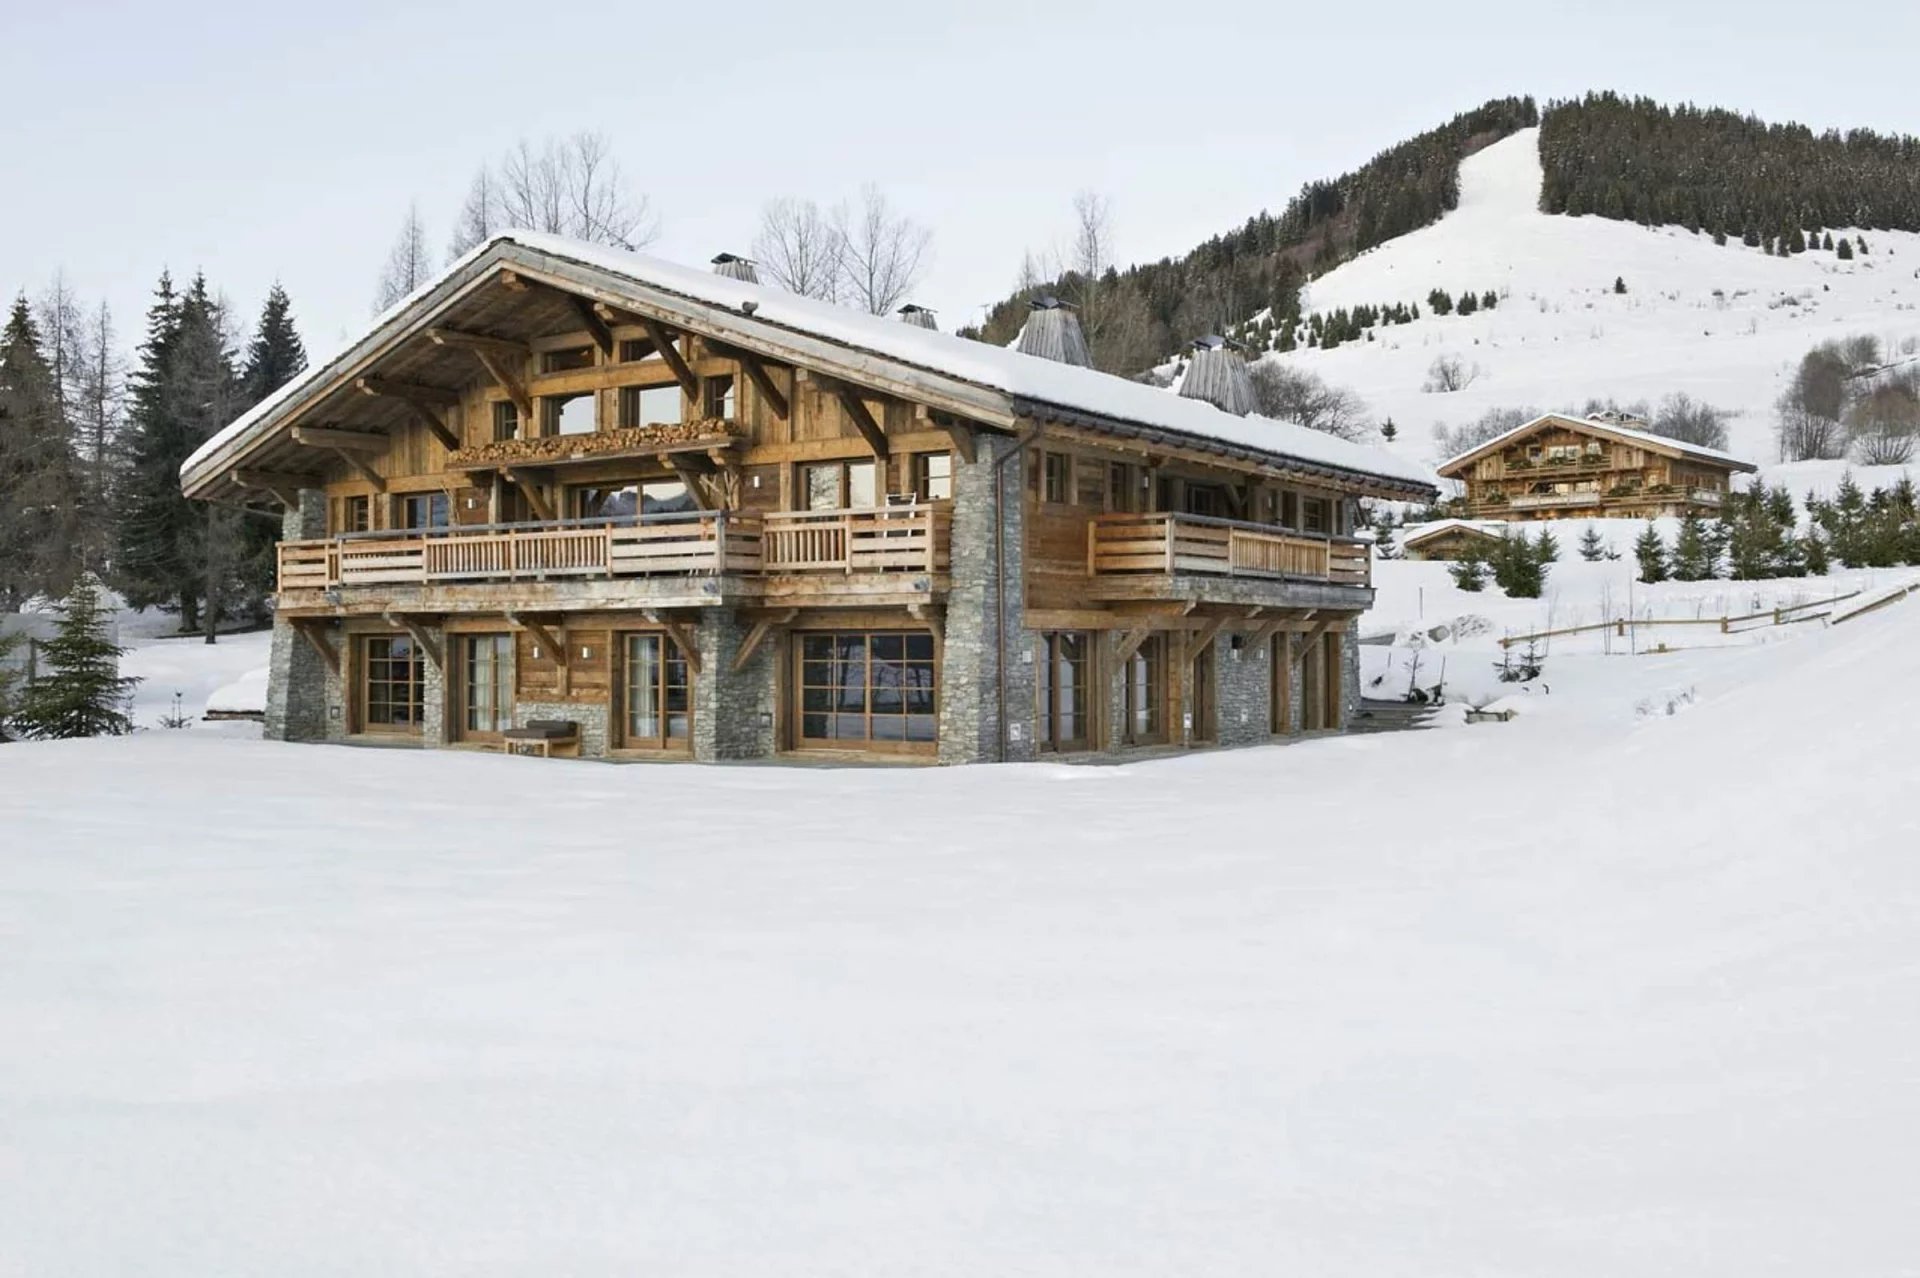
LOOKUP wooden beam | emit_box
[1188,615,1227,659]
[507,612,567,668]
[500,469,554,521]
[291,620,339,677]
[937,417,977,464]
[731,608,796,674]
[290,425,387,453]
[426,326,529,362]
[1114,625,1155,666]
[499,269,529,292]
[386,614,444,671]
[908,602,946,669]
[355,376,459,408]
[639,318,702,401]
[567,297,615,359]
[835,386,889,459]
[1292,618,1337,666]
[644,610,702,674]
[729,347,790,421]
[334,449,386,492]
[406,402,460,452]
[230,469,311,507]
[472,350,533,421]
[668,458,715,509]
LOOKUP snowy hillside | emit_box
[6,598,1920,1273]
[1282,128,1920,492]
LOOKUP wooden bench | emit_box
[501,719,580,758]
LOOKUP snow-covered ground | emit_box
[5,594,1920,1274]
[1280,128,1920,482]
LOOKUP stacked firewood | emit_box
[450,419,737,468]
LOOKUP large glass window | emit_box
[1124,635,1165,745]
[359,635,424,733]
[492,401,520,442]
[460,633,513,738]
[544,393,597,436]
[914,452,952,501]
[571,484,639,521]
[801,460,878,511]
[397,493,449,530]
[623,633,690,748]
[619,383,683,428]
[1036,631,1090,752]
[798,632,936,748]
[702,374,737,420]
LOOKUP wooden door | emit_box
[1190,643,1216,743]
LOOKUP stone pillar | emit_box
[420,622,451,747]
[264,491,331,742]
[938,433,1032,765]
[1340,625,1362,730]
[694,609,776,761]
[1215,630,1273,746]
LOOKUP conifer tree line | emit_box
[1538,92,1920,243]
[966,97,1540,373]
[1,269,308,636]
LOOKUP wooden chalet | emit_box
[1399,519,1508,561]
[1437,412,1757,522]
[180,233,1434,763]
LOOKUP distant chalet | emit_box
[180,232,1431,764]
[1437,412,1758,521]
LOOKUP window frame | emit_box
[794,630,939,754]
[701,373,737,421]
[356,633,426,735]
[456,632,514,742]
[1041,451,1072,505]
[913,451,953,502]
[542,391,599,437]
[491,400,520,442]
[618,381,685,430]
[617,631,693,752]
[1122,635,1166,746]
[1035,631,1092,753]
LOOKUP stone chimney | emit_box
[711,253,759,283]
[1013,295,1092,368]
[1175,335,1256,416]
[897,304,938,330]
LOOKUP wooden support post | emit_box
[936,416,977,464]
[1188,615,1227,659]
[908,602,946,668]
[731,348,790,421]
[425,327,530,362]
[668,457,716,509]
[334,449,386,492]
[354,376,459,407]
[645,610,702,674]
[731,608,797,674]
[291,425,388,453]
[230,469,311,508]
[1114,625,1154,666]
[1292,617,1337,666]
[292,620,340,677]
[835,386,889,459]
[509,613,566,668]
[567,297,615,359]
[639,318,702,401]
[386,614,444,671]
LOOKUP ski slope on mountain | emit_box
[5,601,1920,1274]
[1283,128,1920,486]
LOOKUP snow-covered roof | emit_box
[182,232,1434,497]
[1400,518,1508,546]
[1436,412,1757,476]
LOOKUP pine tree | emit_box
[0,295,82,609]
[9,574,138,739]
[1449,547,1489,591]
[1613,275,1628,294]
[240,283,308,405]
[1457,290,1479,316]
[1789,227,1808,254]
[1577,524,1606,561]
[1802,527,1831,575]
[1491,530,1545,597]
[1670,511,1722,580]
[1633,521,1669,583]
[1428,287,1453,316]
[1821,231,1835,251]
[1380,417,1398,442]
[1836,237,1855,260]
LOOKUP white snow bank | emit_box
[204,665,268,715]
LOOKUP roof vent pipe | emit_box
[1013,295,1093,367]
[711,253,759,283]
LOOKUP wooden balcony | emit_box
[1086,513,1370,590]
[275,504,952,599]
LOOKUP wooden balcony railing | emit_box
[276,504,951,592]
[1087,513,1370,588]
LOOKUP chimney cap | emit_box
[711,252,754,265]
[898,303,935,315]
[1190,334,1244,353]
[1029,293,1075,312]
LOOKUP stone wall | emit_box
[519,699,611,758]
[694,609,776,761]
[1214,633,1274,746]
[939,433,1031,765]
[264,491,334,743]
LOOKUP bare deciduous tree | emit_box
[1649,392,1730,450]
[374,203,432,313]
[450,132,659,258]
[1846,376,1920,464]
[832,185,931,316]
[1248,364,1369,439]
[1422,354,1481,393]
[753,197,843,301]
[1431,406,1541,458]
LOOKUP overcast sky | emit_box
[4,0,1919,361]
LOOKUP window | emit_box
[618,338,663,363]
[336,495,371,534]
[622,633,691,749]
[619,383,683,428]
[1185,484,1223,517]
[702,374,737,421]
[1280,490,1299,530]
[1042,452,1071,504]
[1108,462,1137,513]
[570,484,639,521]
[542,345,595,373]
[359,635,424,733]
[801,459,878,511]
[798,632,937,749]
[492,401,520,442]
[543,393,597,436]
[1123,636,1165,745]
[459,634,513,739]
[914,452,953,501]
[1036,632,1090,752]
[397,492,449,530]
[1301,497,1328,534]
[640,480,695,516]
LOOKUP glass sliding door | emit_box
[358,634,424,734]
[621,633,691,750]
[459,633,513,740]
[796,631,937,752]
[1036,631,1090,753]
[1123,636,1165,746]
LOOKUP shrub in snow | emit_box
[9,576,138,740]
